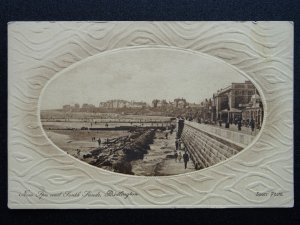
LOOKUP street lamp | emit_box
[225,93,230,128]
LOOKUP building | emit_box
[174,98,188,108]
[132,101,147,108]
[99,100,147,108]
[241,94,264,128]
[189,103,201,108]
[63,104,82,112]
[81,103,96,112]
[62,104,71,111]
[198,99,214,123]
[213,81,260,123]
[152,99,169,108]
[99,100,128,108]
[74,103,80,111]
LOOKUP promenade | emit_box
[211,123,260,136]
[131,130,195,176]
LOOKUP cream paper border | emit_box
[8,21,294,208]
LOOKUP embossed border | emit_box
[8,21,294,208]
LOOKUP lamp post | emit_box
[225,92,230,128]
[209,106,212,124]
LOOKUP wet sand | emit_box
[45,130,129,158]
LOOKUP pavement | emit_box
[203,123,260,136]
[131,130,195,176]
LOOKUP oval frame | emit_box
[38,45,268,178]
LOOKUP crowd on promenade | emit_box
[178,115,260,135]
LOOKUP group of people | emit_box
[174,138,190,169]
[231,117,256,132]
[216,117,257,133]
[175,138,182,150]
[174,150,190,169]
[92,137,102,146]
[184,112,259,134]
[164,124,175,140]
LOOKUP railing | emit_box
[184,121,254,148]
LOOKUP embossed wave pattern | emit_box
[8,22,293,207]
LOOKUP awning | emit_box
[221,108,242,113]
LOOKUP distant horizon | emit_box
[40,48,247,110]
[41,78,248,109]
[43,97,212,110]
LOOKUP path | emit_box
[131,130,195,176]
[200,122,260,136]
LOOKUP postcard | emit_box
[8,21,293,208]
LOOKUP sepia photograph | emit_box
[40,47,264,176]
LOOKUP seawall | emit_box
[181,121,254,169]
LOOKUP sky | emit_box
[41,47,247,110]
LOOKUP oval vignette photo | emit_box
[39,47,264,176]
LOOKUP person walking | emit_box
[178,151,182,163]
[165,132,168,139]
[174,151,178,162]
[219,119,222,127]
[97,138,101,147]
[238,119,242,131]
[234,117,238,125]
[183,151,189,169]
[250,118,255,134]
[175,139,179,150]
